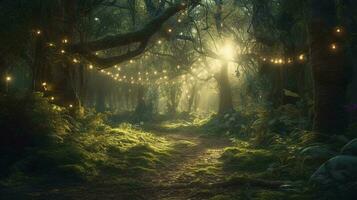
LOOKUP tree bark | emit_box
[217,63,234,115]
[309,0,349,136]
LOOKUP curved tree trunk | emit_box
[217,63,234,115]
[309,0,349,136]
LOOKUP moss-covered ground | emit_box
[0,96,317,199]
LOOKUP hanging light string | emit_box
[28,25,344,88]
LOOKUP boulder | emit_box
[310,155,357,187]
[300,145,336,160]
[341,138,357,156]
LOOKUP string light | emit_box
[36,30,42,35]
[168,28,172,33]
[331,43,337,51]
[5,76,11,82]
[89,64,93,69]
[178,19,182,23]
[335,27,343,34]
[62,38,69,44]
[298,54,305,61]
[60,50,66,54]
[50,96,55,101]
[42,82,47,86]
[69,104,73,108]
[158,40,162,44]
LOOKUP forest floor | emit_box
[145,129,233,200]
[1,119,311,200]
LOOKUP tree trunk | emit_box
[309,0,349,136]
[135,84,147,113]
[217,63,234,115]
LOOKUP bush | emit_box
[0,92,71,153]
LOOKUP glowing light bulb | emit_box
[177,65,180,69]
[42,82,47,86]
[50,96,55,101]
[73,58,79,63]
[62,39,68,44]
[5,76,11,82]
[69,104,73,108]
[178,19,182,23]
[60,50,66,54]
[48,43,54,47]
[331,43,337,50]
[168,28,172,33]
[89,64,93,69]
[158,40,162,44]
[130,60,134,63]
[299,54,305,61]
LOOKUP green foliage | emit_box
[221,147,278,172]
[0,94,175,188]
[0,92,71,152]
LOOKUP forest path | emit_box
[145,130,233,200]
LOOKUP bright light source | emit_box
[5,76,11,82]
[50,96,55,101]
[36,30,41,35]
[42,82,47,86]
[220,42,234,60]
[299,54,305,61]
[89,64,93,69]
[62,39,68,44]
[69,104,73,108]
[331,43,337,50]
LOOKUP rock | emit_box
[300,145,336,160]
[310,155,357,187]
[341,138,357,156]
[332,135,349,144]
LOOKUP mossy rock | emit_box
[222,148,278,172]
[56,164,87,180]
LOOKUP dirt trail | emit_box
[1,130,233,200]
[146,131,232,200]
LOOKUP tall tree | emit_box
[308,0,349,137]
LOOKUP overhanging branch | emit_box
[70,1,200,53]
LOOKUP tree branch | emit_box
[70,1,199,53]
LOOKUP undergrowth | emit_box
[0,93,175,189]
